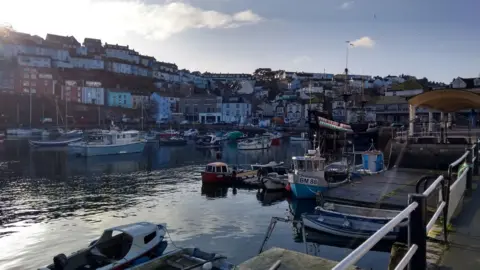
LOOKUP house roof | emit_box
[46,33,80,46]
[374,96,408,105]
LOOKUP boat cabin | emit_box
[292,150,326,172]
[205,162,229,174]
[102,130,141,145]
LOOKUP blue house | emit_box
[108,90,133,108]
[150,93,176,122]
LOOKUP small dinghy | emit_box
[252,161,289,190]
[131,247,235,270]
[302,202,406,240]
[39,222,168,270]
[29,137,82,147]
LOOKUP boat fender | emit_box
[53,253,68,270]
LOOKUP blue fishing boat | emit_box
[69,130,146,157]
[288,149,349,199]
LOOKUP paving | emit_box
[323,168,438,209]
[438,179,480,270]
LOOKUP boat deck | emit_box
[323,168,435,209]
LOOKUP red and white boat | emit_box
[158,129,179,138]
[201,162,257,184]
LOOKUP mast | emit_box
[29,89,32,128]
[65,86,68,131]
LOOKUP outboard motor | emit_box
[53,254,68,270]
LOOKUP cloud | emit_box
[350,36,375,48]
[340,1,354,9]
[0,0,263,41]
[293,56,312,65]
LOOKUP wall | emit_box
[221,102,251,123]
[110,62,133,75]
[452,78,467,89]
[18,67,55,96]
[108,91,133,108]
[81,87,104,105]
[17,55,51,68]
[105,48,140,64]
[71,57,104,70]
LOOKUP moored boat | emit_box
[263,131,282,145]
[237,136,271,150]
[159,136,187,146]
[195,134,222,149]
[183,128,199,137]
[131,247,234,270]
[252,161,289,190]
[302,202,406,240]
[201,162,257,184]
[288,149,349,199]
[69,130,146,157]
[38,222,168,270]
[159,129,179,138]
[29,137,82,147]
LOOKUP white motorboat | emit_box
[195,134,223,149]
[6,128,33,137]
[302,203,406,240]
[183,128,199,137]
[252,161,289,190]
[39,222,168,270]
[237,136,271,150]
[69,130,146,157]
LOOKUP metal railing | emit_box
[334,143,478,270]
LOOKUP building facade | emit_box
[107,90,132,108]
[221,96,251,123]
[179,95,222,122]
[81,87,104,105]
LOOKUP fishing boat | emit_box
[288,149,349,199]
[237,136,271,150]
[252,161,289,190]
[290,132,309,142]
[201,162,257,184]
[38,222,168,270]
[29,137,82,147]
[302,203,406,240]
[183,128,199,137]
[159,129,179,138]
[159,136,187,146]
[69,130,146,157]
[129,247,234,270]
[195,135,223,149]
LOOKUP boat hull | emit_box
[261,177,288,190]
[70,141,146,157]
[290,183,327,199]
[30,137,82,147]
[201,172,230,184]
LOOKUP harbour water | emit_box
[0,139,389,269]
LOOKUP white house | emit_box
[70,56,104,70]
[451,77,480,90]
[221,96,251,123]
[385,89,424,97]
[286,102,303,123]
[104,43,140,64]
[150,93,178,122]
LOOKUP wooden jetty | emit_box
[238,247,358,270]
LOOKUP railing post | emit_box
[467,149,473,193]
[442,176,450,244]
[408,194,427,270]
[474,143,479,176]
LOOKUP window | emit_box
[144,231,157,244]
[216,166,222,173]
[30,74,36,79]
[23,81,29,86]
[23,73,29,79]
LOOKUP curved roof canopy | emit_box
[408,90,480,112]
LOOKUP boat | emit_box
[288,149,349,199]
[195,135,223,149]
[237,136,271,150]
[302,202,406,240]
[252,161,289,190]
[29,137,82,147]
[159,129,179,138]
[225,131,246,141]
[159,136,187,146]
[128,247,234,270]
[290,132,309,142]
[64,129,84,138]
[143,132,158,143]
[264,131,282,145]
[42,128,64,138]
[69,130,146,157]
[183,128,199,137]
[6,128,32,137]
[201,162,257,184]
[38,222,168,270]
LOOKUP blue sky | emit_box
[2,0,478,83]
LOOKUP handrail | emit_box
[427,201,446,232]
[422,175,444,197]
[394,244,418,270]
[333,202,419,270]
[450,151,469,168]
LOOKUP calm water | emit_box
[0,139,389,270]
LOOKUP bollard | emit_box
[408,194,427,270]
[467,149,473,193]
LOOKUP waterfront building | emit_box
[132,95,150,109]
[104,43,140,64]
[107,90,133,108]
[70,55,104,70]
[17,67,56,96]
[64,80,82,103]
[17,54,51,68]
[221,96,251,123]
[150,93,178,122]
[178,95,222,122]
[46,33,80,49]
[83,38,103,54]
[81,87,104,105]
[285,101,303,123]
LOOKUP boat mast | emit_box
[65,86,68,131]
[342,41,353,124]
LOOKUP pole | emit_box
[345,41,350,71]
[467,148,473,193]
[141,99,144,131]
[29,89,32,128]
[65,87,68,131]
[408,194,427,270]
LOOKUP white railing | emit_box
[333,202,419,270]
[446,165,468,223]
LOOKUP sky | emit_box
[0,0,478,83]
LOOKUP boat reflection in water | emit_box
[201,183,231,199]
[286,198,393,253]
[256,190,288,206]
